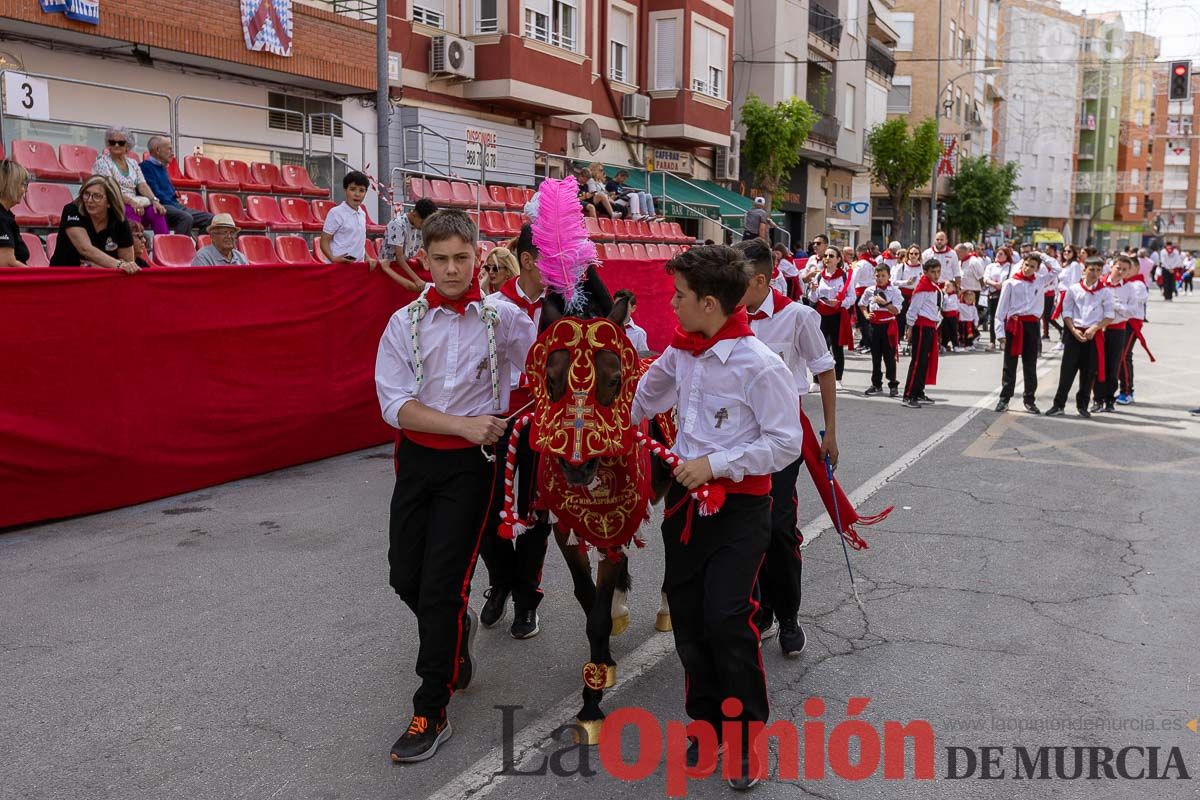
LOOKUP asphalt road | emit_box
[4,293,1199,800]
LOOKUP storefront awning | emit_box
[580,162,782,225]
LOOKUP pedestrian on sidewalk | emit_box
[994,252,1057,414]
[901,258,943,408]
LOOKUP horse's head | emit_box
[528,269,635,487]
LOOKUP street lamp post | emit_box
[929,65,1003,243]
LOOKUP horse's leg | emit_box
[553,527,596,614]
[655,588,672,632]
[576,555,628,745]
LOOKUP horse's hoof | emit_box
[604,663,617,689]
[611,612,630,636]
[573,718,604,746]
[655,611,673,632]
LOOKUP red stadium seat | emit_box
[596,217,616,241]
[504,186,526,209]
[275,235,317,265]
[481,210,509,237]
[12,200,50,227]
[667,244,683,257]
[207,193,267,230]
[197,235,212,249]
[630,243,649,260]
[667,222,688,242]
[21,233,48,266]
[310,198,336,224]
[246,195,303,232]
[250,162,302,195]
[220,160,272,192]
[24,183,75,226]
[631,220,652,240]
[177,192,206,213]
[278,197,323,231]
[448,181,475,207]
[477,240,496,263]
[312,238,332,264]
[11,140,77,181]
[280,164,330,198]
[237,235,277,265]
[153,234,198,267]
[427,179,455,206]
[167,158,202,190]
[406,176,428,202]
[364,239,380,260]
[523,188,536,203]
[617,243,634,259]
[584,216,605,241]
[58,144,99,181]
[502,212,524,234]
[647,222,670,242]
[46,233,58,257]
[644,243,661,259]
[487,185,508,208]
[363,208,386,236]
[602,243,622,260]
[612,219,634,241]
[184,156,239,191]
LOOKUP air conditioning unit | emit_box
[430,35,475,80]
[715,131,741,181]
[621,93,651,122]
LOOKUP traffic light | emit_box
[1168,60,1191,102]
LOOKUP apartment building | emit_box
[1071,12,1125,249]
[1149,67,1199,250]
[1110,29,1159,248]
[994,0,1081,239]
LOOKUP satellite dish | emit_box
[448,40,466,69]
[581,118,602,154]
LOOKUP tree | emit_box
[739,94,818,210]
[943,156,1021,242]
[865,118,940,243]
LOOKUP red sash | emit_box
[1094,331,1106,384]
[1005,314,1040,358]
[913,317,939,384]
[402,429,477,450]
[1126,318,1155,362]
[815,269,855,347]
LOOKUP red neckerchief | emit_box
[671,307,754,356]
[498,276,542,319]
[932,245,951,255]
[1166,246,1175,254]
[859,256,877,267]
[1125,273,1146,285]
[748,289,792,321]
[881,249,893,261]
[913,274,940,294]
[427,281,482,315]
[1012,270,1037,283]
[1080,280,1104,294]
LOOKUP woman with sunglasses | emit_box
[1049,244,1082,352]
[814,247,855,388]
[91,126,169,236]
[983,246,1015,350]
[480,246,519,294]
[49,175,138,272]
[893,245,925,348]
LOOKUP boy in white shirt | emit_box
[859,264,904,396]
[613,288,650,351]
[320,170,374,265]
[1045,258,1114,418]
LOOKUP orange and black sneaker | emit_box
[390,712,452,763]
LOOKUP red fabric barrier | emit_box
[595,258,674,352]
[0,264,418,529]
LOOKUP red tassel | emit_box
[855,505,894,526]
[498,521,515,541]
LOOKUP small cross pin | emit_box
[475,358,489,380]
[714,408,729,428]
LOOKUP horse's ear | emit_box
[609,295,629,326]
[540,293,564,332]
[582,265,614,316]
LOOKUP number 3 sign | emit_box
[3,73,51,121]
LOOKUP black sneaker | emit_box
[779,618,806,658]
[864,385,882,396]
[455,607,478,691]
[727,751,762,791]
[994,399,1009,412]
[1103,403,1116,413]
[685,736,724,771]
[510,608,539,639]
[1090,400,1104,413]
[889,386,899,398]
[390,713,452,763]
[759,619,779,643]
[1077,406,1092,419]
[1045,406,1065,417]
[480,587,510,628]
[1024,402,1041,415]
[902,397,921,408]
[916,394,936,403]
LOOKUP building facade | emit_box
[1110,30,1159,248]
[1149,67,1199,249]
[1071,12,1125,249]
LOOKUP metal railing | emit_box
[306,112,367,184]
[174,94,311,162]
[867,39,897,79]
[809,2,843,48]
[807,114,841,146]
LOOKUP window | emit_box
[268,92,343,137]
[949,21,957,58]
[413,0,445,28]
[610,7,632,83]
[1109,105,1116,120]
[1135,110,1144,126]
[1133,138,1142,156]
[1045,188,1053,201]
[893,13,914,52]
[783,54,799,100]
[691,22,727,99]
[476,0,499,33]
[958,31,965,64]
[1137,81,1146,100]
[955,87,962,120]
[844,83,856,130]
[1047,156,1054,171]
[552,0,577,51]
[1108,135,1115,150]
[846,0,859,36]
[887,77,912,113]
[1031,153,1038,169]
[525,0,550,42]
[1129,196,1138,213]
[654,17,678,90]
[1132,167,1140,185]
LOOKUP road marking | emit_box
[425,355,1056,800]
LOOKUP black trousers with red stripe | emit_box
[478,419,552,612]
[1092,328,1126,406]
[662,484,771,731]
[756,456,805,627]
[819,312,846,380]
[869,321,899,389]
[903,322,936,400]
[1000,320,1042,403]
[1052,332,1099,411]
[390,439,497,717]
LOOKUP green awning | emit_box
[575,162,782,223]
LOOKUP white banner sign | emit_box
[4,73,50,121]
[652,148,692,174]
[465,127,498,171]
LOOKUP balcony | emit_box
[867,39,897,82]
[1074,202,1093,217]
[1078,144,1095,160]
[809,1,842,58]
[806,113,840,148]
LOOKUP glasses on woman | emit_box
[82,191,106,202]
[107,140,127,147]
[822,253,838,260]
[485,265,502,273]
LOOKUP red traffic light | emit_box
[1175,64,1188,76]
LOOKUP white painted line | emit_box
[426,355,1056,800]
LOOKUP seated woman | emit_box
[91,126,169,236]
[49,175,139,273]
[0,159,31,267]
[480,245,519,295]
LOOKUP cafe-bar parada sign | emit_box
[652,149,692,174]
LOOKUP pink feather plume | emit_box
[531,177,597,303]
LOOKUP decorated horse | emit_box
[495,178,673,744]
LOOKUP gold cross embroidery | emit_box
[567,392,598,462]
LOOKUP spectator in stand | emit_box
[191,213,248,266]
[586,163,618,219]
[321,171,376,265]
[91,127,169,236]
[142,136,214,236]
[606,170,658,221]
[49,175,138,273]
[381,198,437,265]
[480,246,519,295]
[129,221,152,269]
[742,197,774,241]
[575,169,598,218]
[0,159,31,268]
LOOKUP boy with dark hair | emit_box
[1046,258,1114,418]
[377,197,439,290]
[375,209,537,763]
[901,258,943,408]
[633,244,803,789]
[321,170,374,264]
[859,263,904,396]
[994,252,1057,413]
[735,237,836,659]
[613,288,649,351]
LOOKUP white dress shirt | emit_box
[625,320,649,352]
[942,291,960,314]
[1061,282,1114,328]
[1112,279,1148,322]
[815,269,856,309]
[993,267,1056,339]
[489,279,545,389]
[322,201,367,261]
[852,259,877,290]
[892,262,924,292]
[857,285,904,319]
[375,291,537,428]
[771,258,799,297]
[983,261,1014,295]
[959,254,986,292]
[1161,248,1183,271]
[958,303,979,324]
[632,336,804,481]
[922,246,961,282]
[1058,260,1082,293]
[905,286,943,326]
[750,290,836,395]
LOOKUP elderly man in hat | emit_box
[191,214,249,266]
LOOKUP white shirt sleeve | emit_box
[375,311,417,428]
[632,348,679,424]
[707,361,804,481]
[501,304,538,379]
[994,283,1012,339]
[796,312,836,377]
